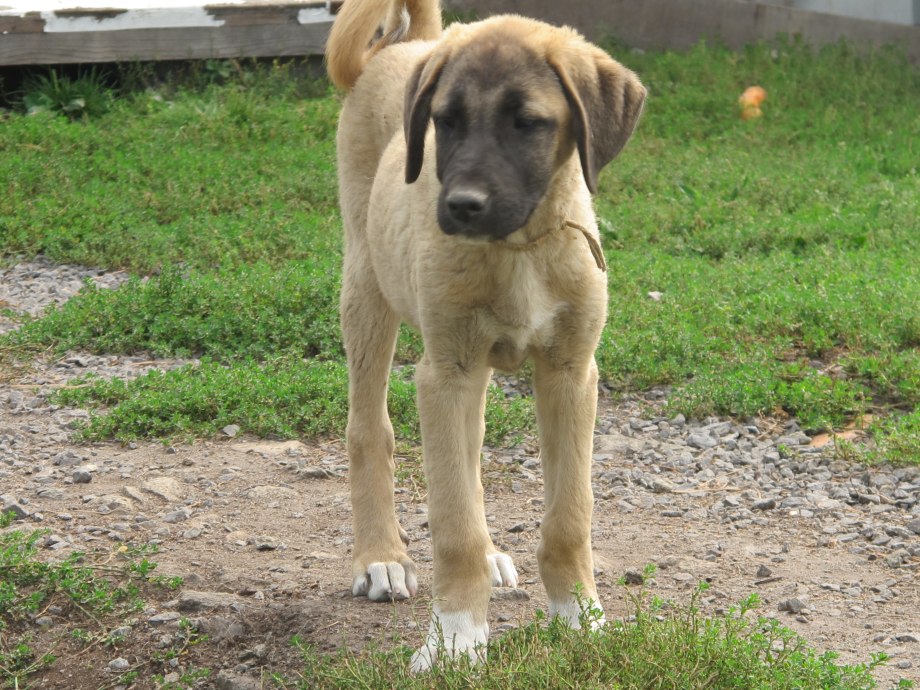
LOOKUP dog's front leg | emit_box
[532,353,605,628]
[410,350,493,672]
[342,251,417,602]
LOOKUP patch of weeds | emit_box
[669,359,868,433]
[20,68,114,119]
[148,619,210,689]
[52,360,535,446]
[0,638,56,689]
[281,566,899,688]
[4,262,343,361]
[864,409,920,466]
[0,514,187,688]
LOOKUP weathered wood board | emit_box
[0,0,335,65]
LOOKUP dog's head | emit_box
[404,18,646,240]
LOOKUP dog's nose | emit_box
[445,188,489,222]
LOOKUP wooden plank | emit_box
[0,20,333,65]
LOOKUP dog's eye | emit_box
[434,115,456,131]
[513,117,546,132]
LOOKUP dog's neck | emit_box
[501,156,590,246]
[490,157,605,270]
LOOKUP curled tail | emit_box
[325,0,443,91]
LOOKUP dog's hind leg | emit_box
[342,248,417,602]
[532,353,605,629]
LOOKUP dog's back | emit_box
[327,0,443,244]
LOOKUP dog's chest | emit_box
[488,263,559,333]
[480,258,567,364]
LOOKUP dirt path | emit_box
[1,256,917,687]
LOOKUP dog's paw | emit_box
[409,609,489,673]
[352,561,418,601]
[486,552,518,588]
[549,597,606,630]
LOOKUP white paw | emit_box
[410,608,489,673]
[352,561,418,601]
[487,552,518,588]
[549,597,606,630]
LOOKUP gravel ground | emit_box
[1,257,918,688]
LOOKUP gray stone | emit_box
[254,535,280,550]
[214,670,263,690]
[178,590,245,613]
[623,570,645,585]
[752,498,777,511]
[72,468,93,484]
[776,432,810,447]
[1,496,30,520]
[688,433,718,450]
[490,587,530,601]
[162,508,192,523]
[108,658,130,672]
[649,477,677,493]
[52,450,84,466]
[221,424,241,438]
[142,477,186,502]
[148,611,182,626]
[778,598,808,614]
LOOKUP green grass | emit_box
[51,358,533,446]
[276,578,907,690]
[1,41,919,463]
[0,510,191,689]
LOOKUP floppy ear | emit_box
[549,48,647,194]
[404,52,448,184]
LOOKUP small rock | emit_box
[907,518,920,535]
[178,590,245,612]
[0,497,30,520]
[162,508,192,524]
[108,658,130,672]
[109,626,132,641]
[148,611,182,626]
[72,468,93,484]
[214,670,262,690]
[895,632,920,643]
[254,535,280,551]
[756,565,773,578]
[623,570,645,585]
[222,424,241,438]
[778,598,808,614]
[688,433,718,450]
[490,587,530,601]
[52,450,84,466]
[649,478,677,494]
[507,523,527,533]
[752,498,777,511]
[141,477,186,502]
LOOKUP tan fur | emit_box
[327,0,645,667]
[325,0,442,91]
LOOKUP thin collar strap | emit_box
[493,220,607,272]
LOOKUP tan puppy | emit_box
[326,0,645,671]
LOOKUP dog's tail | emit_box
[325,0,442,91]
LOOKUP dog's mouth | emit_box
[436,185,534,240]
